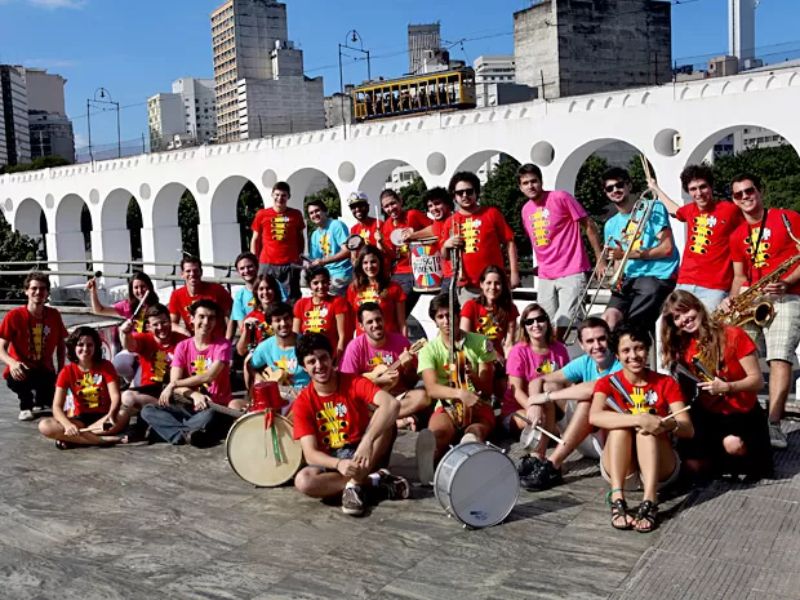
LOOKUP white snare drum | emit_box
[226,412,303,487]
[434,442,519,528]
[410,237,443,292]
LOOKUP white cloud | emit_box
[27,0,87,8]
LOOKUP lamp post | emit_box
[86,87,121,161]
[337,29,371,135]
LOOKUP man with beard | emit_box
[168,257,232,339]
[249,301,309,394]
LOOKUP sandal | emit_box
[633,500,658,533]
[55,440,75,450]
[606,488,631,530]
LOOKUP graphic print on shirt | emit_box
[273,355,298,382]
[303,305,329,333]
[530,207,551,247]
[30,323,50,361]
[689,214,717,255]
[536,359,558,375]
[133,309,147,333]
[622,219,643,252]
[461,217,481,254]
[316,401,349,449]
[76,372,103,410]
[358,229,371,243]
[745,227,771,269]
[271,214,289,241]
[628,386,658,415]
[319,233,332,257]
[191,354,209,376]
[369,352,394,368]
[152,350,173,382]
[357,287,382,305]
[477,312,500,340]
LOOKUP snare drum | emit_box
[226,412,303,487]
[410,237,443,292]
[434,442,519,528]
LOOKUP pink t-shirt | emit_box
[502,341,570,416]
[522,191,591,279]
[171,337,233,406]
[339,332,413,376]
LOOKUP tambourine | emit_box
[389,228,412,246]
[346,234,365,251]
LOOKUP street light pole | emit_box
[338,30,371,136]
[86,87,121,160]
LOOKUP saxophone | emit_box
[711,253,800,327]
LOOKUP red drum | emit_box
[251,381,287,413]
[410,237,443,292]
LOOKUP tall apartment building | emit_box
[147,78,217,151]
[211,0,323,143]
[514,0,671,99]
[408,23,441,75]
[0,65,32,167]
[23,68,75,163]
[473,55,536,107]
[147,93,185,151]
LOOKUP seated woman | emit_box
[660,289,771,481]
[346,245,407,338]
[235,272,281,358]
[589,323,693,533]
[293,266,349,360]
[38,326,127,448]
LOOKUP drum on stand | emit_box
[410,237,443,293]
[226,412,303,487]
[433,442,519,528]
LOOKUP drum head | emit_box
[389,228,410,246]
[519,425,540,450]
[434,443,519,528]
[346,234,365,251]
[226,412,303,487]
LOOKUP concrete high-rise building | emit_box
[729,0,757,69]
[22,68,74,163]
[172,77,217,144]
[211,0,323,143]
[514,0,672,99]
[473,55,536,107]
[147,93,185,152]
[0,65,32,167]
[408,23,441,75]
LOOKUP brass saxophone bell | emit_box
[753,302,775,328]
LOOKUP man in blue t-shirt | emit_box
[228,252,258,341]
[601,167,679,334]
[249,302,309,393]
[518,317,622,491]
[306,199,352,296]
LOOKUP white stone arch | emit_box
[356,158,427,213]
[554,137,651,193]
[147,182,193,276]
[684,123,798,168]
[14,198,46,249]
[53,193,91,284]
[452,149,522,183]
[287,167,340,209]
[208,174,264,268]
[98,188,139,280]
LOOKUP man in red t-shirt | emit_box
[380,189,432,316]
[723,173,800,450]
[292,333,408,517]
[250,181,305,301]
[168,256,232,339]
[649,164,743,311]
[0,272,67,421]
[406,187,455,290]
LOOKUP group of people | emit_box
[0,163,798,530]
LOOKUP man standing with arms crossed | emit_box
[250,181,305,302]
[518,163,604,339]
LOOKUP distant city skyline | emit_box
[0,0,797,151]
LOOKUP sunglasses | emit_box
[523,316,549,326]
[454,188,476,197]
[604,182,627,193]
[732,186,757,200]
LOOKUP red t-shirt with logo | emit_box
[346,281,407,334]
[292,374,381,452]
[594,370,683,418]
[675,200,743,290]
[239,309,273,350]
[381,209,432,275]
[350,217,381,248]
[441,207,514,288]
[460,299,519,357]
[0,306,67,377]
[429,219,453,278]
[168,282,233,338]
[293,296,349,349]
[682,325,758,414]
[251,207,305,265]
[132,331,187,386]
[56,360,118,417]
[729,208,800,295]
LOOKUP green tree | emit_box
[236,181,264,252]
[126,197,143,261]
[574,154,611,224]
[178,190,199,259]
[398,175,428,213]
[481,156,526,259]
[0,213,41,300]
[0,155,70,174]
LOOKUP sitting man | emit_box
[415,293,496,484]
[117,304,188,428]
[168,256,233,338]
[248,302,310,399]
[519,317,623,490]
[340,302,430,430]
[142,299,234,447]
[292,333,409,517]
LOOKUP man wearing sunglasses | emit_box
[647,164,743,311]
[441,171,520,302]
[601,167,679,334]
[725,173,800,450]
[519,163,604,339]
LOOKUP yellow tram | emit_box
[352,67,476,122]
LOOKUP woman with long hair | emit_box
[346,245,406,337]
[235,273,281,358]
[660,289,771,481]
[86,271,157,333]
[460,265,518,360]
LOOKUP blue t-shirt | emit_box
[231,286,256,322]
[561,354,622,384]
[250,336,310,389]
[310,219,352,282]
[603,200,679,280]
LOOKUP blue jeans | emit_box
[675,284,728,312]
[140,404,214,445]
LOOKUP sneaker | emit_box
[186,428,213,448]
[31,405,49,415]
[768,422,788,450]
[416,429,436,486]
[18,410,34,422]
[341,485,366,516]
[521,459,563,491]
[376,469,411,500]
[517,455,544,478]
[460,432,480,444]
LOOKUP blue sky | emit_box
[0,0,797,150]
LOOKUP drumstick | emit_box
[515,414,566,445]
[79,419,113,434]
[660,405,691,422]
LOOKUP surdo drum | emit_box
[434,442,520,528]
[409,237,443,292]
[226,412,303,487]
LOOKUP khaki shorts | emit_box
[742,293,800,363]
[536,272,587,328]
[600,448,681,491]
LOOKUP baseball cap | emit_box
[347,191,369,206]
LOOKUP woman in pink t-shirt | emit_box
[86,271,157,331]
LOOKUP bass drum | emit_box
[434,442,519,528]
[226,412,303,487]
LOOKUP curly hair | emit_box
[66,326,104,363]
[659,290,724,372]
